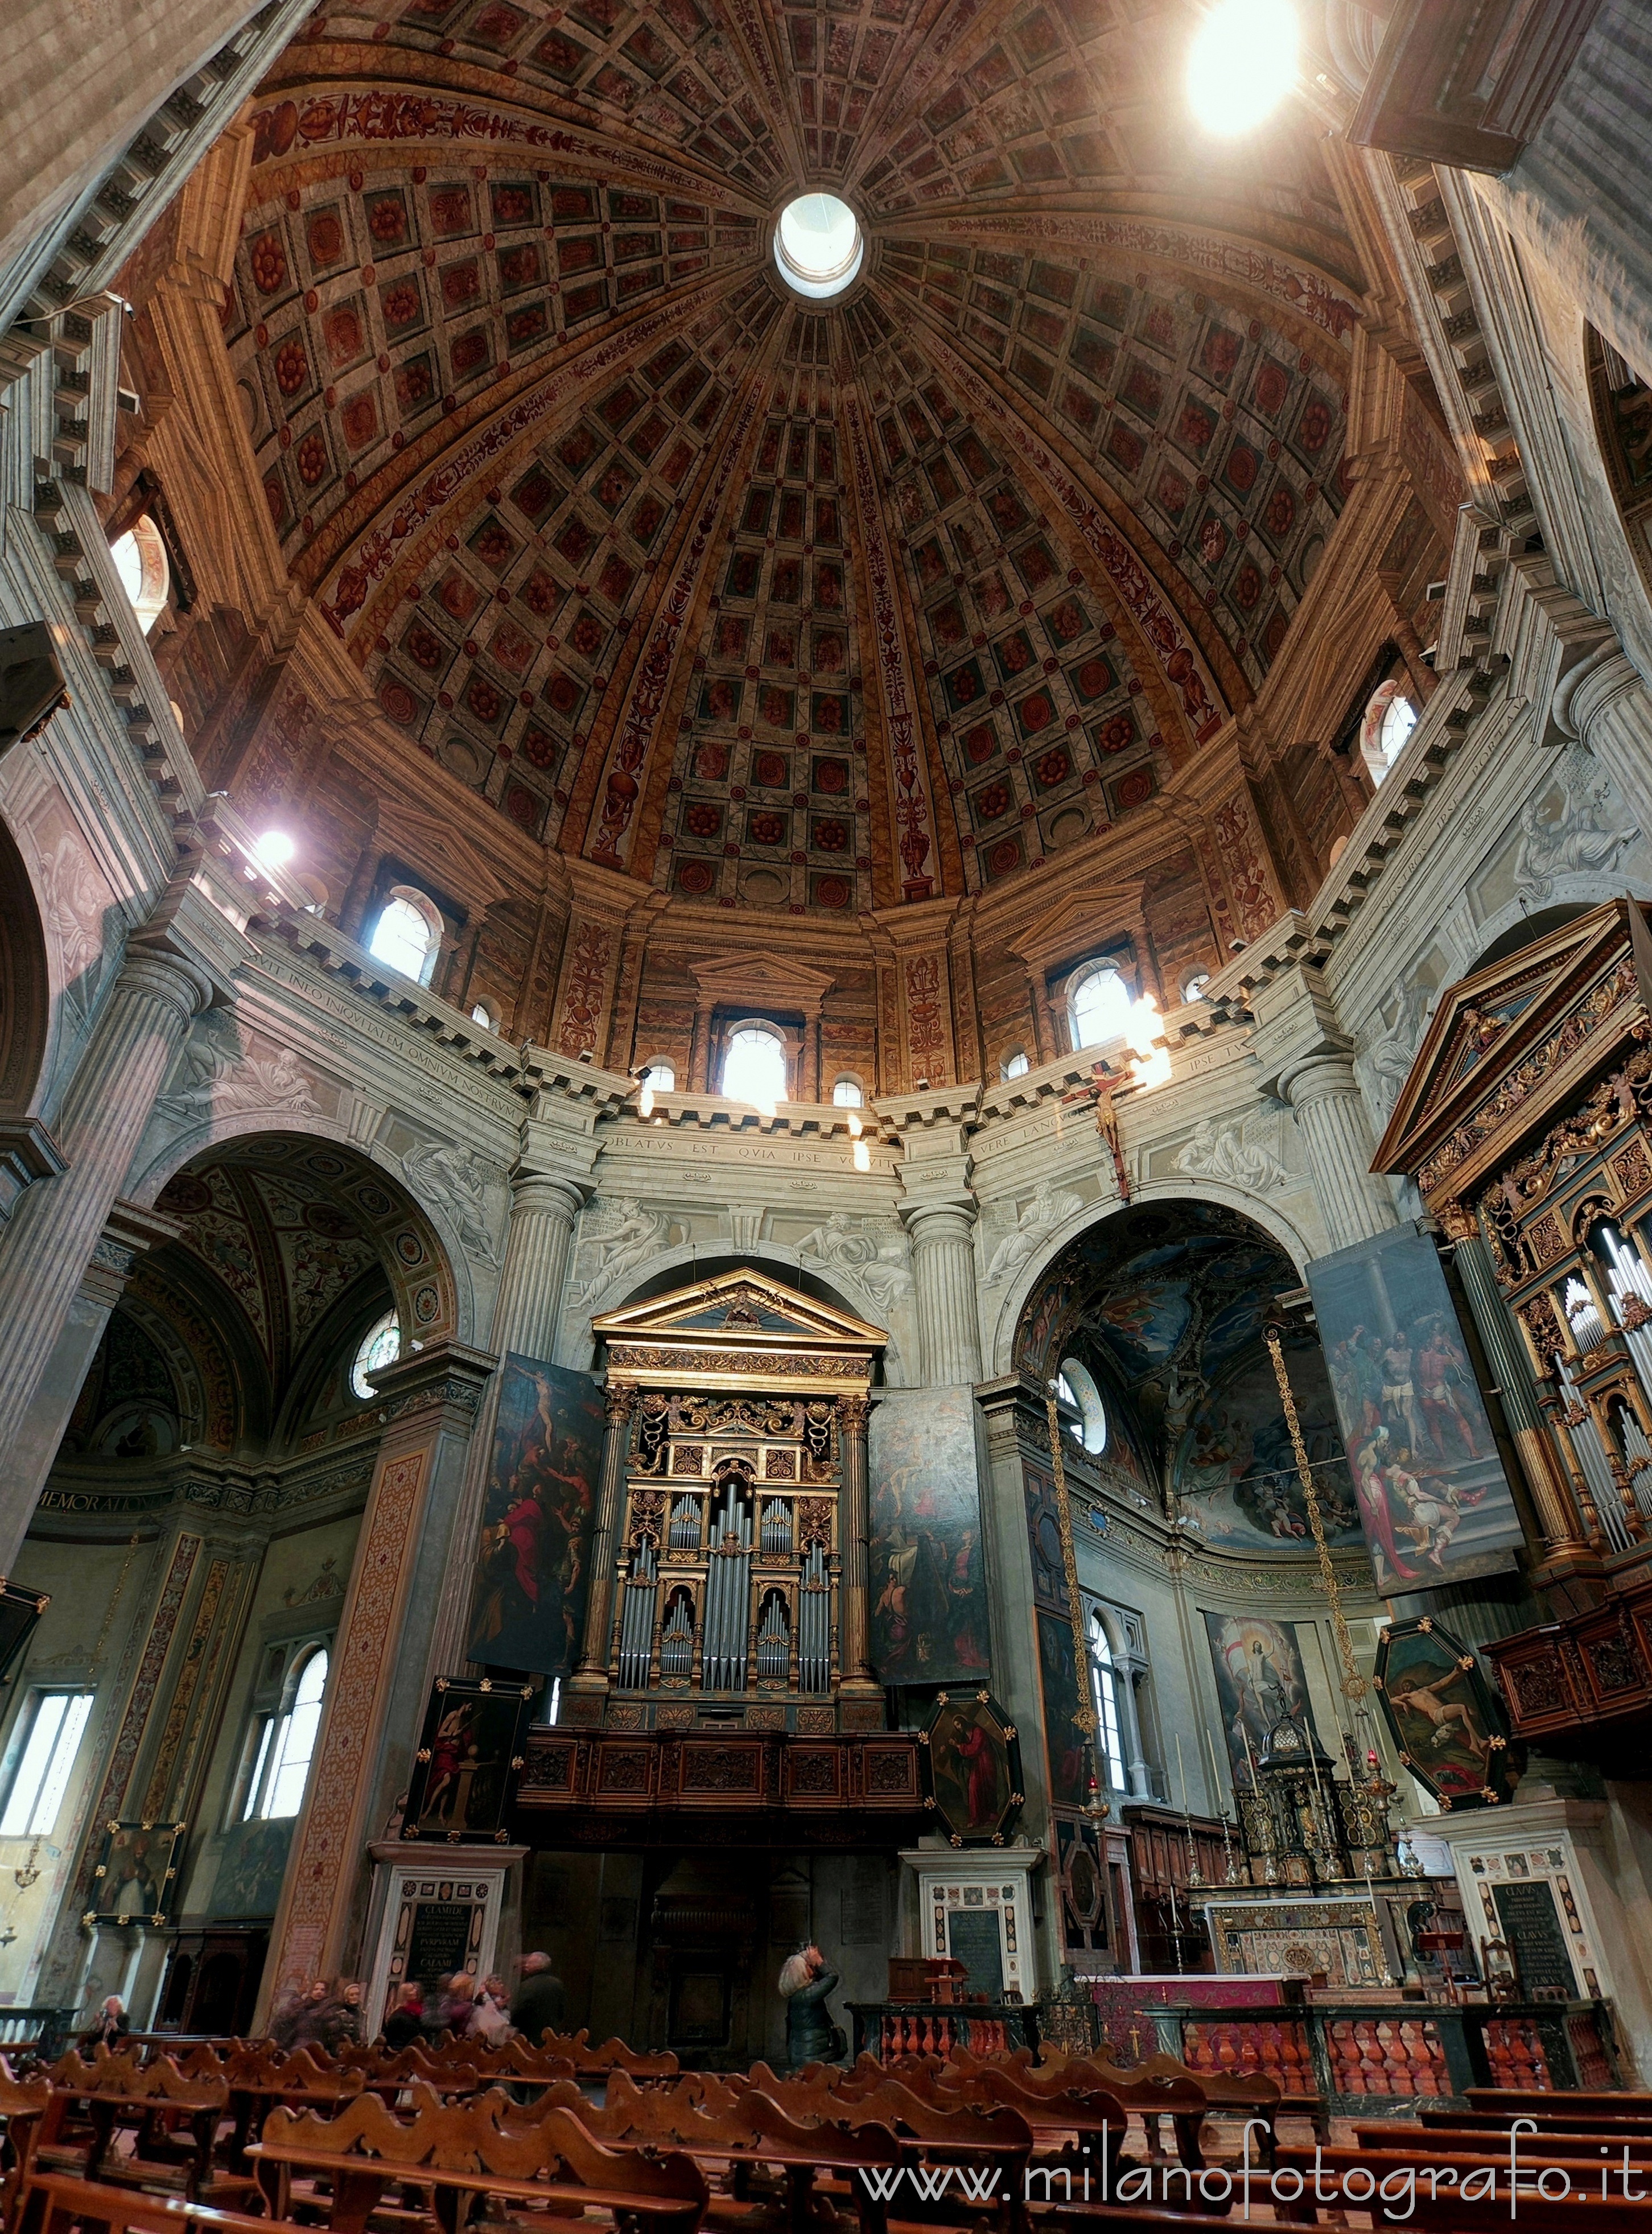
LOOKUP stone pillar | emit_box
[1248,961,1395,1257]
[492,1172,587,1361]
[1277,1052,1397,1254]
[1452,1228,1589,1554]
[0,938,217,1564]
[261,1339,493,2008]
[837,1394,877,1697]
[688,1000,715,1093]
[570,1385,637,1698]
[903,1200,983,1385]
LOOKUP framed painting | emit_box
[919,1689,1024,1847]
[0,1578,48,1686]
[467,1355,605,1677]
[402,1676,535,1843]
[82,1818,187,1927]
[1374,1616,1525,1810]
[1305,1225,1524,1592]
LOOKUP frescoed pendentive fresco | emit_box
[1016,1202,1359,1553]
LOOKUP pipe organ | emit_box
[581,1271,885,1733]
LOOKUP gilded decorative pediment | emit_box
[594,1267,885,1392]
[1373,899,1650,1199]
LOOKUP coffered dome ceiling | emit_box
[230,0,1364,912]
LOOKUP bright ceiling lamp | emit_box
[1188,0,1298,135]
[773,194,863,301]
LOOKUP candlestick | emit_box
[1241,1714,1259,1791]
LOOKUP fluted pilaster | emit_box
[1278,1052,1396,1255]
[904,1200,983,1385]
[490,1172,587,1359]
[0,947,211,1561]
[1556,644,1652,839]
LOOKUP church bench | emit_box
[13,2170,307,2234]
[35,2054,238,2207]
[248,2087,707,2234]
[1268,2138,1652,2227]
[0,2064,55,2230]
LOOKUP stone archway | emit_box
[986,1177,1319,1382]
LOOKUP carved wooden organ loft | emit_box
[1373,899,1652,1754]
[615,1388,843,1703]
[519,1273,924,1838]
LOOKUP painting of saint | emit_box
[467,1355,605,1676]
[1037,1610,1087,1808]
[921,1692,1022,1844]
[1306,1228,1523,1592]
[1374,1618,1524,1810]
[1202,1611,1325,1783]
[869,1390,991,1684]
[84,1820,186,1927]
[403,1677,534,1841]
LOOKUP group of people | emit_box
[381,1950,566,2050]
[269,1976,368,2051]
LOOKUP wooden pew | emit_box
[1268,2137,1652,2229]
[35,2051,239,2207]
[0,2061,53,2230]
[249,2084,707,2234]
[15,2169,310,2234]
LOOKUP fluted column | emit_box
[1278,1052,1396,1255]
[491,1172,587,1359]
[903,1200,983,1385]
[0,944,212,1564]
[1451,1228,1588,1553]
[570,1384,637,1695]
[837,1394,877,1696]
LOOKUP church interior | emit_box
[10,0,1652,2133]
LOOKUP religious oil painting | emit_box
[83,1818,187,1927]
[868,1388,991,1684]
[1036,1609,1087,1809]
[1374,1617,1524,1811]
[1203,1611,1327,1785]
[1305,1226,1524,1592]
[467,1354,605,1676]
[402,1676,534,1843]
[920,1689,1023,1846]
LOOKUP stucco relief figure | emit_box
[796,1210,912,1312]
[1173,1117,1287,1193]
[168,1031,321,1120]
[403,1140,500,1266]
[1514,752,1636,901]
[41,830,106,982]
[984,1181,1084,1284]
[1363,979,1431,1118]
[571,1196,669,1303]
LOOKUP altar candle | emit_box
[1241,1716,1259,1790]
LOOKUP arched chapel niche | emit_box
[23,1134,462,2030]
[1014,1200,1356,1550]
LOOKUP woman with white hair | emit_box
[777,1942,844,2068]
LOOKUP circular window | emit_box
[351,1310,401,1400]
[110,516,169,634]
[773,195,863,300]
